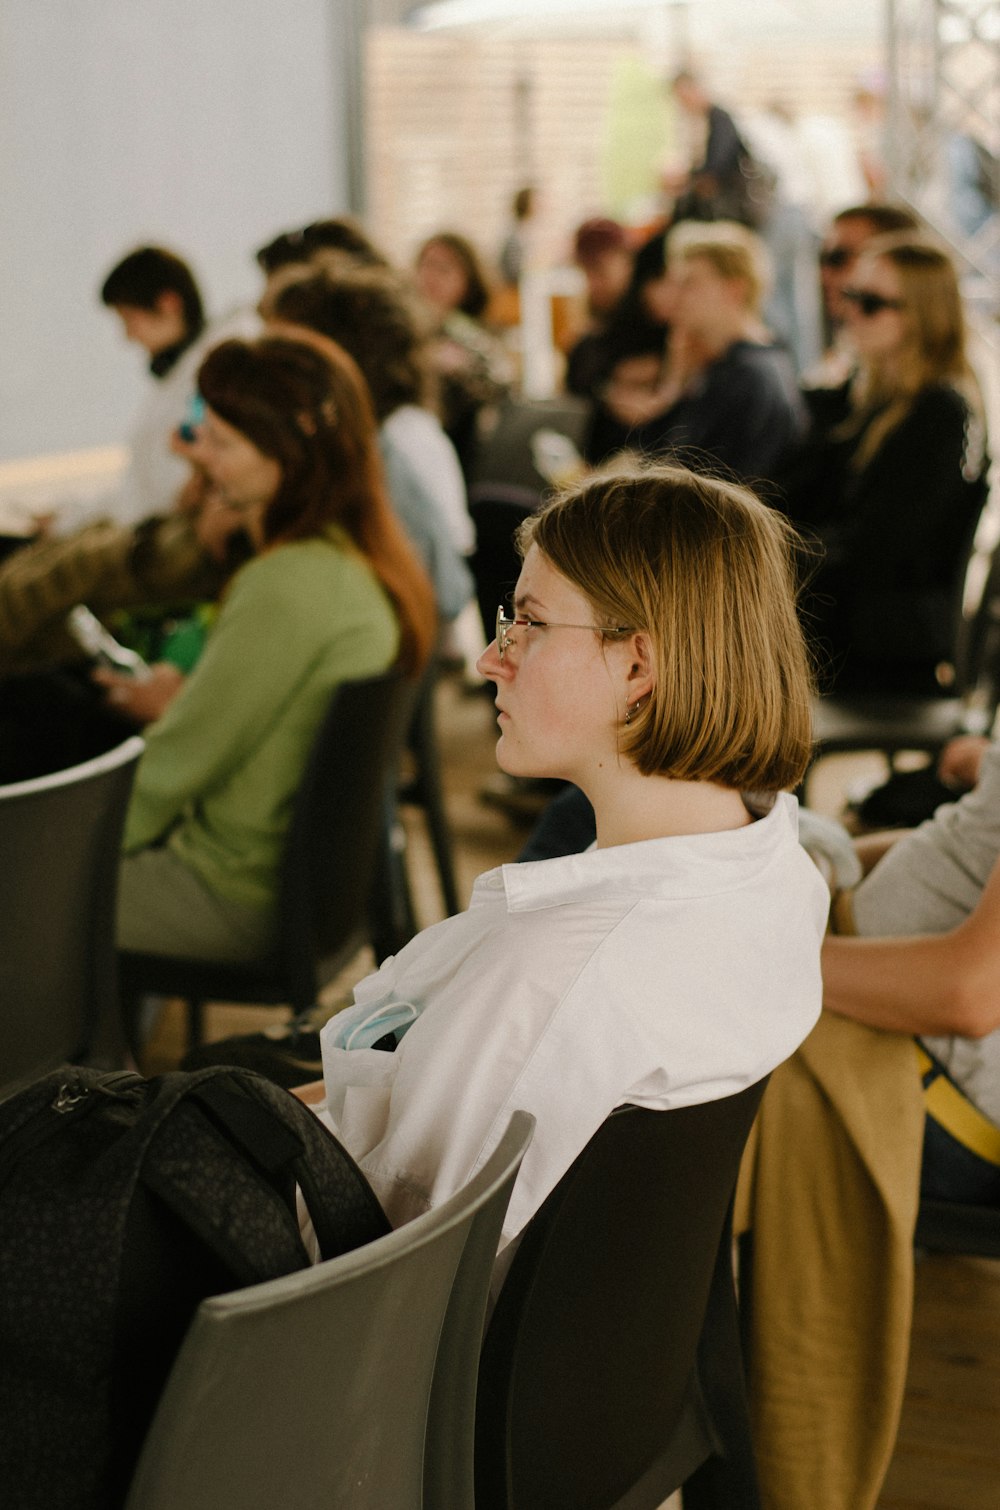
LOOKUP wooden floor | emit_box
[143,675,1000,1510]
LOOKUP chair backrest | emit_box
[468,485,541,645]
[469,396,589,494]
[475,1086,769,1510]
[276,671,419,1007]
[0,735,144,1097]
[124,1110,535,1510]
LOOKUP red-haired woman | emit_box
[111,334,434,961]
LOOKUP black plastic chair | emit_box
[124,1111,535,1510]
[119,673,418,1050]
[806,504,1000,796]
[399,650,462,919]
[469,395,589,495]
[469,485,541,647]
[0,735,144,1097]
[474,1087,769,1510]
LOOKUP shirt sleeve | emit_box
[123,548,376,850]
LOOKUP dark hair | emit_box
[100,246,204,338]
[832,202,920,236]
[265,263,430,421]
[256,217,389,275]
[197,335,434,674]
[416,232,492,319]
[513,186,535,220]
[573,217,629,268]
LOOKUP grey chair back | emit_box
[125,1110,534,1510]
[475,1088,769,1510]
[0,735,143,1097]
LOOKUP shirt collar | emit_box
[471,791,798,914]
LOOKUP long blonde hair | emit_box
[847,235,983,467]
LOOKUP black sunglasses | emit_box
[841,287,905,317]
[818,246,855,270]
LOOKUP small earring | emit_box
[625,694,648,727]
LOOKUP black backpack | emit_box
[0,1064,390,1510]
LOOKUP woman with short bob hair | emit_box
[524,464,812,790]
[668,218,773,320]
[296,461,826,1258]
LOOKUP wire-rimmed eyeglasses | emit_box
[495,606,635,663]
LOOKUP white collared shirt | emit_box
[320,791,827,1245]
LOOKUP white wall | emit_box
[0,0,358,463]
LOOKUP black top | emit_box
[587,339,805,486]
[778,381,990,694]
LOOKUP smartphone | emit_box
[176,392,206,445]
[66,605,152,680]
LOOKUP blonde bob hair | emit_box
[668,220,772,317]
[518,463,814,791]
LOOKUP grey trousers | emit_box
[117,845,274,962]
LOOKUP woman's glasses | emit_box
[841,287,905,318]
[495,606,634,663]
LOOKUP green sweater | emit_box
[123,528,399,910]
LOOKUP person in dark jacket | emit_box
[779,235,989,695]
[587,221,805,485]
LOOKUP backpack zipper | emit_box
[51,1071,143,1114]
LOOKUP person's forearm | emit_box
[822,926,1000,1038]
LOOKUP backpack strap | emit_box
[228,1073,391,1259]
[143,1070,389,1276]
[141,1092,311,1286]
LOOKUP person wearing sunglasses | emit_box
[808,202,919,389]
[294,463,827,1260]
[779,233,989,697]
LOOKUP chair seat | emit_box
[811,692,962,756]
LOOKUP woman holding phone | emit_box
[113,334,434,962]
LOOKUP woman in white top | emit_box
[299,462,828,1250]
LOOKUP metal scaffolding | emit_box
[886,0,1000,317]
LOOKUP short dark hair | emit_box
[832,202,920,236]
[255,217,389,275]
[100,246,204,337]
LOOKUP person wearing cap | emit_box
[563,218,638,401]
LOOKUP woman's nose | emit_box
[477,637,506,679]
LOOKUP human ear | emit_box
[622,631,655,703]
[155,290,184,319]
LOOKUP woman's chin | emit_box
[494,737,529,779]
